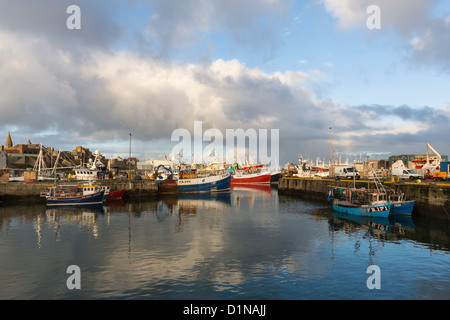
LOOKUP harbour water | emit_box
[0,185,449,300]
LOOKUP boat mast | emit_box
[52,149,61,175]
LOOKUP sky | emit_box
[1,0,450,166]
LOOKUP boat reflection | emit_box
[331,210,416,238]
[39,204,108,245]
[231,183,272,195]
[332,211,392,234]
[105,199,126,209]
[158,192,232,216]
[231,184,277,213]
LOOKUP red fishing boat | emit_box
[231,171,271,184]
[107,188,126,200]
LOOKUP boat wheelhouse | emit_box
[388,193,415,216]
[73,168,99,181]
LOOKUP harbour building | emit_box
[388,154,449,169]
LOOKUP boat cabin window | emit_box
[180,169,197,179]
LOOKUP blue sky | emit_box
[1,0,450,166]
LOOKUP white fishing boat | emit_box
[72,150,105,181]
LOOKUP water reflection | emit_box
[0,188,449,299]
[159,192,232,215]
[0,191,448,254]
[44,205,107,241]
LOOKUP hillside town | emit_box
[0,132,138,181]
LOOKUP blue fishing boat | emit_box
[388,193,415,216]
[157,167,231,194]
[328,187,391,218]
[44,184,105,206]
[177,171,231,193]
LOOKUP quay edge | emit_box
[0,180,158,203]
[278,177,450,220]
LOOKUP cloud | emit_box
[0,26,313,152]
[410,17,450,70]
[0,0,123,53]
[1,1,450,164]
[0,0,290,60]
[321,0,450,72]
[321,0,436,34]
[141,0,290,60]
[2,23,449,163]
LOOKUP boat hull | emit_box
[46,191,105,206]
[107,188,126,200]
[332,199,391,218]
[158,180,179,194]
[390,200,415,216]
[270,172,281,183]
[231,172,271,184]
[159,173,231,194]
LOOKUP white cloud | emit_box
[321,0,450,72]
[321,0,437,34]
[2,25,446,162]
[144,0,289,58]
[409,17,450,69]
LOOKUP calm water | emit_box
[0,185,449,300]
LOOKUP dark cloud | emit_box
[0,0,123,53]
[356,104,449,123]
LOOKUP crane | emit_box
[424,143,444,180]
[426,143,442,164]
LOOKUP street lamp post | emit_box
[129,133,132,180]
[329,127,333,166]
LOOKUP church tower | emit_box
[5,132,13,148]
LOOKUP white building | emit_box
[137,157,174,172]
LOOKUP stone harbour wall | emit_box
[279,177,450,219]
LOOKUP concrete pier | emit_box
[279,177,450,219]
[0,180,158,203]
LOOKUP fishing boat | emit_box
[376,171,415,216]
[98,185,126,200]
[107,188,126,200]
[72,167,99,181]
[230,163,271,184]
[328,187,391,218]
[270,170,281,183]
[388,193,415,216]
[157,167,231,194]
[231,171,272,184]
[44,184,104,206]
